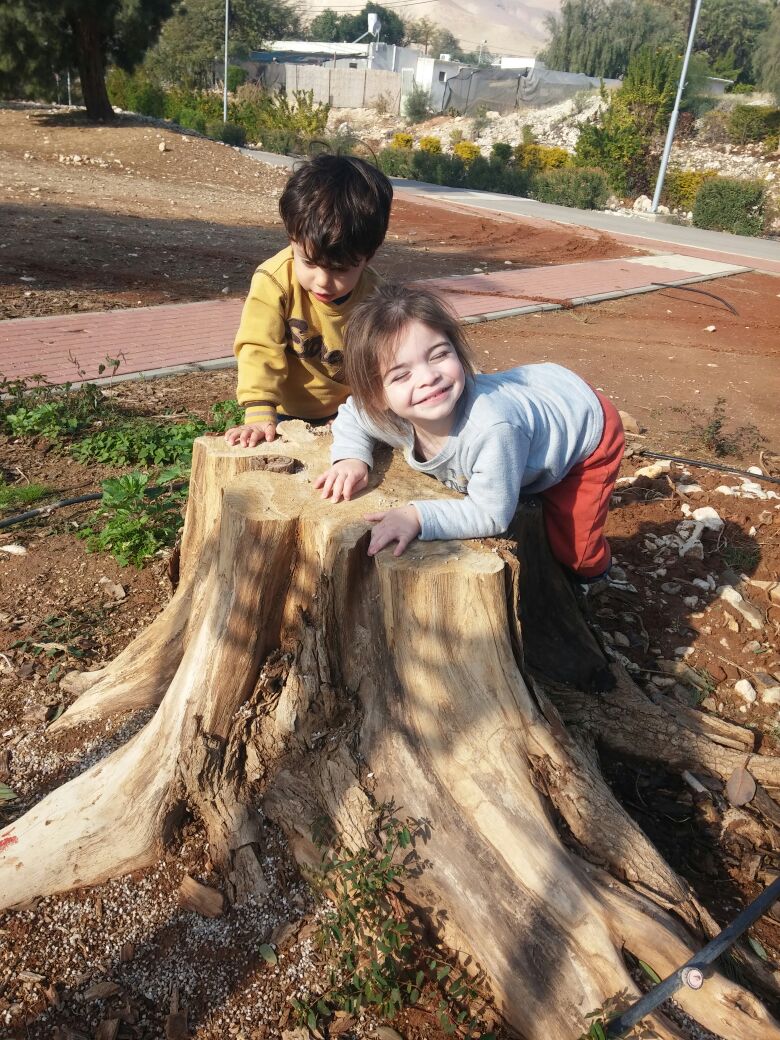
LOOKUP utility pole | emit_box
[650,0,703,212]
[477,40,487,65]
[223,0,229,122]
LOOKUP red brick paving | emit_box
[0,257,741,385]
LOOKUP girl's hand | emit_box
[225,421,277,447]
[364,506,422,557]
[314,459,369,502]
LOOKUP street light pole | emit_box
[223,0,229,122]
[650,0,703,212]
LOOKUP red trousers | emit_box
[540,391,625,579]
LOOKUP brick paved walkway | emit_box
[0,253,748,386]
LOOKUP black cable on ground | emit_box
[638,449,780,486]
[606,875,780,1036]
[0,481,189,531]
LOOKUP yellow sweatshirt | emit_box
[233,246,379,424]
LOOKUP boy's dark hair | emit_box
[344,281,475,436]
[279,154,393,268]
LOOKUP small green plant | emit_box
[470,103,490,138]
[377,147,414,177]
[293,811,494,1037]
[209,399,244,433]
[693,397,764,458]
[489,141,513,167]
[521,124,537,146]
[404,83,431,123]
[10,608,107,682]
[577,989,659,1039]
[1,370,113,440]
[70,417,205,468]
[449,128,464,147]
[79,469,188,567]
[721,544,761,572]
[0,480,50,512]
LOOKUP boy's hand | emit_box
[364,506,421,557]
[314,459,369,503]
[224,421,278,447]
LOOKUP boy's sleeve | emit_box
[413,424,529,541]
[233,271,288,424]
[330,397,382,468]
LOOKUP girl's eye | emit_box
[388,372,408,384]
[432,350,450,361]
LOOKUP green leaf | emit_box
[436,965,452,981]
[258,943,277,965]
[638,959,662,984]
[748,936,769,961]
[0,782,17,802]
[591,1023,606,1040]
[307,1010,318,1032]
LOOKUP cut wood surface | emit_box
[2,426,778,1040]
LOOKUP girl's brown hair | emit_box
[344,282,475,434]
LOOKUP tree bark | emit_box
[2,427,779,1040]
[69,13,114,121]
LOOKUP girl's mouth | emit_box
[417,386,450,406]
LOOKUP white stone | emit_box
[734,679,757,703]
[761,687,780,705]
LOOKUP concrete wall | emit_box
[282,64,401,112]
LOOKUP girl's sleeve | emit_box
[330,397,382,468]
[413,424,529,541]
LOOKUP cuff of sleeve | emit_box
[410,500,434,540]
[331,447,374,469]
[244,404,277,424]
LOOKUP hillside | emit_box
[301,0,560,58]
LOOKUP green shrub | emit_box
[575,115,650,196]
[176,108,207,134]
[70,418,205,468]
[418,135,442,153]
[449,128,464,147]
[662,169,717,211]
[528,167,609,210]
[727,105,780,145]
[490,142,513,167]
[258,127,303,155]
[206,120,247,146]
[515,143,570,171]
[765,132,779,154]
[106,68,131,110]
[128,79,166,118]
[404,84,430,123]
[521,124,537,145]
[692,177,767,236]
[410,150,466,187]
[391,131,414,150]
[377,147,413,177]
[452,139,481,165]
[227,65,248,92]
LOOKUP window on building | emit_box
[349,62,358,69]
[438,71,446,82]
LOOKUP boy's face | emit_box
[291,241,368,305]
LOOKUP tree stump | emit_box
[2,424,779,1040]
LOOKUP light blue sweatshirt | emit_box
[331,363,604,541]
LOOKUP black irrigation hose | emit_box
[606,875,780,1036]
[0,481,189,531]
[638,449,780,486]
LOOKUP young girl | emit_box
[313,282,624,579]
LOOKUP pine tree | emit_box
[0,0,175,119]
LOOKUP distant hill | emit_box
[302,1,561,58]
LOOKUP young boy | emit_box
[224,154,393,447]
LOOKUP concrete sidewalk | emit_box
[0,253,749,387]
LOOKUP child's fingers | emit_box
[263,424,278,442]
[363,512,387,523]
[312,471,327,490]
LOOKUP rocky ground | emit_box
[1,101,779,1039]
[327,90,780,225]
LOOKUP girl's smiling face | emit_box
[381,319,466,434]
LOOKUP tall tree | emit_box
[305,4,406,47]
[144,0,300,88]
[0,0,174,119]
[541,0,682,79]
[756,5,780,101]
[696,0,773,84]
[406,17,437,54]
